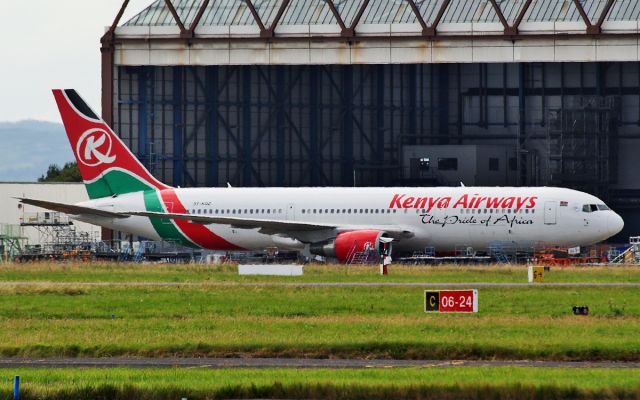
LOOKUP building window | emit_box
[489,158,499,171]
[437,158,458,171]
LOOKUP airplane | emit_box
[17,89,624,263]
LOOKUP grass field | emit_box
[2,262,640,283]
[0,262,639,360]
[2,367,640,399]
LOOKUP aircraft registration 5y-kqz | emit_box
[17,89,625,263]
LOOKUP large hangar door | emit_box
[544,201,557,225]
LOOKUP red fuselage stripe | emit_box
[159,189,243,250]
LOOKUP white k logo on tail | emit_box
[76,128,116,166]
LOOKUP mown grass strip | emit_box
[1,367,639,400]
[0,285,638,360]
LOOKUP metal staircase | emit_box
[349,250,378,264]
[610,237,640,264]
[346,241,379,265]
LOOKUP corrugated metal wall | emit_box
[112,62,640,194]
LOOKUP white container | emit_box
[238,264,304,276]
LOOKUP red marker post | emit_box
[425,289,478,313]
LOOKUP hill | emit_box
[0,120,73,182]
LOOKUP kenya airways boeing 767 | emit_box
[17,90,624,262]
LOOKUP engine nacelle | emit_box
[310,230,391,263]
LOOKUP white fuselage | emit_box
[77,186,624,253]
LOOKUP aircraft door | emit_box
[544,201,557,225]
[286,203,295,221]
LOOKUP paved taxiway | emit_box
[1,358,638,369]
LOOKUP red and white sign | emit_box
[424,289,478,313]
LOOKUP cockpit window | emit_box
[583,204,610,212]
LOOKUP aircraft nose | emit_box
[607,212,624,236]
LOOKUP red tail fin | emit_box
[52,89,168,198]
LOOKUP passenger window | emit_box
[302,209,306,214]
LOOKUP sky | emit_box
[0,0,151,122]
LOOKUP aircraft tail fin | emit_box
[52,89,169,199]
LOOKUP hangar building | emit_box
[101,0,640,238]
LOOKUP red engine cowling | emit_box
[310,230,388,263]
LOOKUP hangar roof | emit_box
[124,0,640,29]
[105,0,640,66]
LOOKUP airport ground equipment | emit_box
[609,236,640,264]
[0,224,26,263]
[18,212,97,261]
[533,246,604,266]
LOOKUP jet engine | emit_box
[309,230,392,263]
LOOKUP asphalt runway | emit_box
[1,358,638,369]
[0,281,639,288]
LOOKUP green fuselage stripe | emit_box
[142,190,196,248]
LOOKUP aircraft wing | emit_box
[16,198,129,219]
[125,211,414,239]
